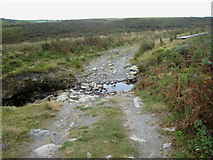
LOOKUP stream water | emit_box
[103,82,134,92]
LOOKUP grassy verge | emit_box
[2,101,62,158]
[133,30,213,158]
[2,36,127,76]
[59,105,139,158]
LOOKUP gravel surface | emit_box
[77,45,139,83]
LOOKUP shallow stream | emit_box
[103,82,134,92]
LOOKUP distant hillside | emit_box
[2,17,211,44]
[1,18,28,26]
[1,18,59,26]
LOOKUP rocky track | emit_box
[23,45,172,158]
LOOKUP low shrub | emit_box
[134,38,155,60]
[187,120,213,158]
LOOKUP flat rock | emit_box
[34,144,61,157]
[69,122,75,127]
[127,75,135,80]
[29,129,52,137]
[68,99,78,103]
[129,71,137,75]
[84,102,91,108]
[90,82,96,88]
[130,135,147,143]
[56,92,68,102]
[69,138,78,142]
[106,155,112,158]
[163,143,172,149]
[129,65,139,71]
[134,97,142,108]
[79,95,99,103]
[92,67,97,71]
[127,156,135,159]
[81,83,90,89]
[42,95,54,102]
[164,127,175,132]
[87,152,92,158]
[69,95,79,100]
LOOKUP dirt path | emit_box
[23,44,171,158]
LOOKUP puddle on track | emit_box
[103,82,134,92]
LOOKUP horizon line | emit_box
[1,16,212,21]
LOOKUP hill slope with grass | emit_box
[2,17,210,44]
[133,32,213,158]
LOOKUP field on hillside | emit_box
[2,17,210,44]
[1,17,212,158]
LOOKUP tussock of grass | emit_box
[133,38,155,60]
[97,102,105,106]
[80,125,89,130]
[80,106,93,111]
[74,105,84,110]
[2,101,61,158]
[108,98,118,104]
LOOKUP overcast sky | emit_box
[0,0,212,20]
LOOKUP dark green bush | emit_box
[187,120,213,158]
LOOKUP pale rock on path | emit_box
[33,144,61,158]
[115,94,166,158]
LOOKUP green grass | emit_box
[59,105,139,158]
[80,125,89,130]
[97,102,105,106]
[2,101,62,158]
[91,98,101,102]
[80,106,93,111]
[134,89,167,113]
[2,34,138,76]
